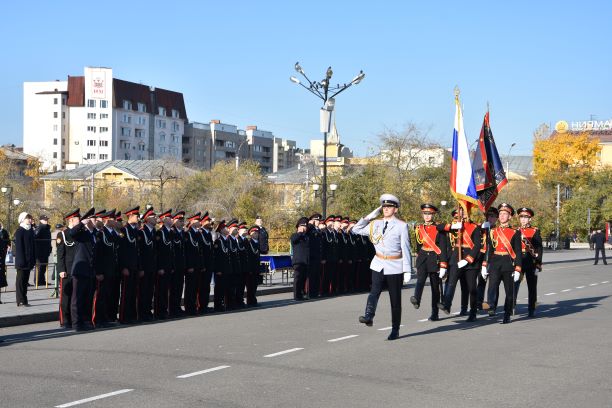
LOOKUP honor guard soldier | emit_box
[169,211,186,317]
[184,213,202,315]
[353,194,413,341]
[334,216,347,294]
[516,207,543,317]
[437,208,482,322]
[306,214,323,298]
[478,207,498,310]
[246,226,261,306]
[345,219,358,293]
[290,217,310,300]
[235,222,250,307]
[411,204,448,321]
[227,219,244,308]
[213,220,232,311]
[198,212,215,313]
[154,209,174,319]
[117,206,141,324]
[57,209,80,328]
[321,215,338,296]
[481,203,522,324]
[69,207,96,332]
[92,210,119,327]
[138,207,158,322]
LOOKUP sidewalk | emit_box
[0,249,600,328]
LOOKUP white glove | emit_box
[513,271,521,282]
[365,206,382,221]
[457,259,468,269]
[481,221,490,229]
[450,222,463,230]
[439,268,447,279]
[481,266,488,279]
[403,271,411,284]
[534,269,539,276]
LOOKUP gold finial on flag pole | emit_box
[487,100,490,113]
[454,86,460,101]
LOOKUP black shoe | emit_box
[437,302,450,315]
[476,303,483,311]
[387,330,399,341]
[528,310,535,317]
[502,314,511,324]
[428,314,439,321]
[61,323,72,329]
[488,309,496,317]
[459,309,468,317]
[359,316,373,326]
[466,313,477,322]
[74,325,93,332]
[410,296,420,309]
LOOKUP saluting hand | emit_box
[365,206,382,221]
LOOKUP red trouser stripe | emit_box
[92,280,100,325]
[59,278,64,325]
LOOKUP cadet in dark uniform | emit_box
[184,213,202,315]
[246,226,261,306]
[321,215,338,296]
[478,207,498,310]
[169,211,186,317]
[213,220,232,311]
[138,208,158,322]
[346,220,359,293]
[92,210,118,327]
[482,203,522,324]
[198,212,214,313]
[334,216,347,294]
[154,209,174,319]
[410,204,448,321]
[69,208,96,331]
[307,214,323,298]
[437,208,482,322]
[227,219,243,308]
[57,209,80,328]
[255,216,269,255]
[236,222,250,307]
[290,217,310,301]
[515,207,543,317]
[117,206,141,324]
[593,229,608,265]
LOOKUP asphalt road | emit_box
[0,260,611,408]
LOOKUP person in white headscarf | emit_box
[14,212,36,306]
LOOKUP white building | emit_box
[23,67,187,171]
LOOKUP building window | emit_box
[87,126,96,133]
[53,152,57,158]
[61,152,65,158]
[86,153,96,160]
[62,98,66,106]
[123,100,132,110]
[99,154,108,160]
[122,114,131,124]
[87,140,96,146]
[225,141,236,149]
[215,139,225,147]
[225,151,235,159]
[172,121,180,131]
[160,146,167,153]
[172,109,179,118]
[139,144,146,151]
[160,132,166,141]
[137,116,146,126]
[182,147,189,154]
[100,127,108,133]
[87,99,96,108]
[54,98,58,105]
[62,112,65,119]
[100,140,109,147]
[53,138,58,145]
[137,103,146,113]
[53,112,58,118]
[158,107,166,116]
[62,138,65,145]
[100,100,108,108]
[53,124,58,131]
[121,127,131,137]
[87,112,96,119]
[157,119,166,129]
[135,129,145,138]
[171,134,179,143]
[253,145,263,152]
[100,113,109,119]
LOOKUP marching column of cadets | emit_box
[56,206,264,331]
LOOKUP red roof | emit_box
[67,76,85,107]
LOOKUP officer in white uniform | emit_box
[352,194,413,340]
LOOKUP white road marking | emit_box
[264,348,303,358]
[544,293,556,296]
[417,318,429,322]
[55,389,133,407]
[328,335,359,342]
[377,325,405,331]
[589,283,598,286]
[576,286,585,289]
[176,365,230,379]
[452,312,460,315]
[602,281,609,284]
[561,289,571,293]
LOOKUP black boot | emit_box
[459,307,468,317]
[502,314,511,324]
[466,311,477,322]
[387,329,399,340]
[410,296,420,309]
[437,302,450,315]
[359,315,373,326]
[528,309,535,317]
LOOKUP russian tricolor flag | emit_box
[450,94,479,213]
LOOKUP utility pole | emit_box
[556,183,560,250]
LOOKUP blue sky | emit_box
[1,1,611,157]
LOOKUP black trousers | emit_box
[442,265,477,312]
[59,277,72,326]
[364,270,403,330]
[594,247,607,264]
[213,273,226,310]
[119,270,138,323]
[197,268,213,312]
[293,263,307,300]
[307,261,321,297]
[15,268,31,305]
[71,275,93,328]
[477,273,487,308]
[321,262,336,296]
[169,268,185,315]
[154,271,170,318]
[138,270,154,320]
[514,263,538,312]
[413,263,442,314]
[107,274,120,322]
[92,277,109,325]
[183,269,198,314]
[246,272,259,305]
[36,260,49,285]
[487,255,514,316]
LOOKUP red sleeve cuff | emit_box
[482,261,488,267]
[440,262,448,269]
[465,255,474,264]
[515,266,522,272]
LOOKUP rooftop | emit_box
[42,160,195,181]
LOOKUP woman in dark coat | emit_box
[290,217,310,301]
[14,212,36,306]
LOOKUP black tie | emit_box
[382,221,388,235]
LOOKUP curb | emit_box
[0,285,294,329]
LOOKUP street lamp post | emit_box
[235,139,249,170]
[290,62,364,218]
[505,142,516,176]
